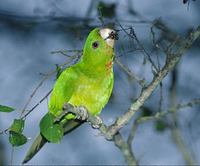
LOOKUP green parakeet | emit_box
[22,27,117,164]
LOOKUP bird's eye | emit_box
[92,41,99,49]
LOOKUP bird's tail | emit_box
[22,120,82,164]
[22,133,46,164]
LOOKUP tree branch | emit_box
[104,26,200,139]
[169,65,195,164]
[60,26,200,142]
[61,103,137,165]
[115,57,146,87]
[114,133,137,165]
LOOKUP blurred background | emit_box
[0,0,200,165]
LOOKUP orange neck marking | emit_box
[105,60,113,76]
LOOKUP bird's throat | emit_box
[78,60,113,78]
[105,60,113,76]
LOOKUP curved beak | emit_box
[99,28,118,48]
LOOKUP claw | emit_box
[76,106,88,121]
[91,116,102,129]
[62,103,69,110]
[62,103,73,110]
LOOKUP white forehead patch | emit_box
[99,28,115,48]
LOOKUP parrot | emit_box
[22,27,117,164]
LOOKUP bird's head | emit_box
[81,28,117,72]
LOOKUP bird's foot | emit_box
[62,103,73,111]
[91,116,102,129]
[76,105,89,121]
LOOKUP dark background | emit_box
[0,0,200,164]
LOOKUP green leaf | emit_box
[39,113,54,130]
[40,113,64,143]
[10,119,25,133]
[9,131,27,146]
[8,119,27,146]
[41,124,64,143]
[0,105,14,112]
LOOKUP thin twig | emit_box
[169,66,195,165]
[10,146,14,165]
[21,89,52,120]
[127,121,138,147]
[51,49,82,58]
[158,82,163,112]
[136,98,200,124]
[116,21,159,73]
[115,57,146,87]
[114,133,137,165]
[20,59,76,118]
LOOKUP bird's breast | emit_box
[68,73,113,115]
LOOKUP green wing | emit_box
[49,66,78,117]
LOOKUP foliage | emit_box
[0,105,14,113]
[9,119,27,146]
[39,113,64,143]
